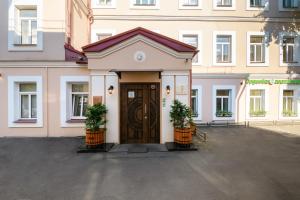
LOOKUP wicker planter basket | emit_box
[85,128,105,146]
[190,123,196,135]
[174,128,192,144]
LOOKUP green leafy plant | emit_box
[250,110,266,117]
[282,110,297,117]
[216,111,232,117]
[85,103,108,132]
[170,100,193,129]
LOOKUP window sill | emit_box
[14,44,37,47]
[66,119,86,124]
[14,119,37,123]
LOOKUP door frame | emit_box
[119,82,161,144]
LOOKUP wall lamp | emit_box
[166,85,171,95]
[108,85,114,94]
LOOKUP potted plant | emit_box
[85,103,108,146]
[282,110,297,117]
[170,100,193,145]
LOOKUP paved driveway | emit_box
[0,127,299,200]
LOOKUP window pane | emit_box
[217,35,230,43]
[217,90,229,96]
[72,84,88,92]
[250,89,262,96]
[223,44,230,62]
[31,95,37,118]
[223,98,229,112]
[21,20,30,44]
[216,44,222,62]
[31,20,37,44]
[255,98,261,111]
[21,95,29,118]
[287,45,294,62]
[97,33,112,41]
[251,36,264,43]
[250,45,255,62]
[20,9,37,18]
[216,98,222,111]
[82,95,88,116]
[283,90,294,96]
[72,95,82,117]
[250,98,254,112]
[20,83,37,92]
[256,45,262,62]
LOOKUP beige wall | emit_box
[0,67,89,137]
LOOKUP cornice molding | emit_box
[93,15,300,23]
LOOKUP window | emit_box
[282,90,297,117]
[135,0,156,6]
[283,36,295,63]
[182,35,198,63]
[191,89,198,117]
[283,0,298,8]
[92,0,116,8]
[17,9,37,45]
[19,83,37,119]
[216,90,232,117]
[8,76,43,127]
[182,0,198,6]
[130,0,159,9]
[250,0,264,7]
[217,0,232,7]
[250,36,265,63]
[97,0,112,6]
[249,89,266,117]
[97,33,112,41]
[213,85,235,120]
[70,84,89,119]
[8,0,43,51]
[216,35,232,63]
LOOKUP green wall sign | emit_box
[247,79,300,85]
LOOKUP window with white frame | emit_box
[250,0,264,7]
[92,0,116,8]
[70,83,89,119]
[8,0,43,51]
[217,0,232,7]
[283,0,299,8]
[249,89,266,117]
[97,0,112,6]
[182,0,198,6]
[282,36,295,63]
[216,35,232,63]
[250,35,265,63]
[135,0,156,6]
[191,89,198,117]
[16,8,37,45]
[282,90,297,117]
[8,76,43,127]
[19,83,37,119]
[215,89,232,117]
[97,33,112,41]
[182,34,199,63]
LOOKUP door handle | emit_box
[144,103,147,115]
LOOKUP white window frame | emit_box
[19,84,37,119]
[246,84,269,120]
[247,32,269,67]
[279,32,300,67]
[179,0,202,9]
[213,31,236,66]
[179,31,202,66]
[278,84,300,120]
[60,76,90,127]
[191,85,202,121]
[130,0,160,9]
[70,83,89,120]
[212,85,236,121]
[8,76,43,127]
[8,0,43,51]
[247,0,269,10]
[91,29,116,43]
[278,0,300,11]
[213,0,236,10]
[92,0,117,8]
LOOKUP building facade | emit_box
[0,0,299,142]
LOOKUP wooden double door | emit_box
[120,83,160,144]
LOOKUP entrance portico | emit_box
[81,27,197,144]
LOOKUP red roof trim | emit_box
[64,43,88,64]
[82,27,197,54]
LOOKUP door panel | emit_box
[120,83,160,144]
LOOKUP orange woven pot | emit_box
[190,124,196,135]
[174,128,192,144]
[85,128,105,146]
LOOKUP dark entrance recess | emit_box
[120,83,160,144]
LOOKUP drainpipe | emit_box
[236,79,246,125]
[87,0,93,43]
